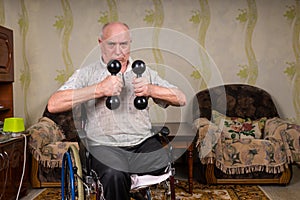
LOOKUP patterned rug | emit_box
[33,180,270,200]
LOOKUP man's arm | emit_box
[133,77,186,107]
[48,85,96,113]
[147,85,186,107]
[48,75,123,113]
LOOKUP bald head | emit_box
[100,22,130,40]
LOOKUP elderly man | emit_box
[48,22,186,200]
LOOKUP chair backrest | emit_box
[43,105,85,141]
[193,84,279,121]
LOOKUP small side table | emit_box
[0,134,29,199]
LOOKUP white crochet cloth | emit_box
[130,170,172,190]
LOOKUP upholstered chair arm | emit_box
[193,118,222,164]
[264,117,300,163]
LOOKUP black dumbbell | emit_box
[106,59,121,110]
[132,60,148,110]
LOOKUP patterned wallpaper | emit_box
[0,0,299,126]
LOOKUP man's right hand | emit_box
[96,75,123,97]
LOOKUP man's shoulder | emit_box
[81,60,105,71]
[76,60,107,78]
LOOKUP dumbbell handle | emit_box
[106,60,121,110]
[132,60,148,110]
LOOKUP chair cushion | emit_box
[215,138,289,174]
[212,110,266,139]
[218,118,262,139]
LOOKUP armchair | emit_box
[27,105,83,188]
[192,84,299,185]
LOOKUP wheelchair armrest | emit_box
[151,126,170,137]
[159,126,170,137]
[152,126,175,164]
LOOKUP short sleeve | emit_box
[58,61,105,91]
[58,69,82,90]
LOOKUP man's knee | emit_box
[101,167,130,184]
[99,168,131,200]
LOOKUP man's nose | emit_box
[115,44,122,55]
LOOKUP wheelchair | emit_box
[61,126,176,200]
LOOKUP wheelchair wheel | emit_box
[61,145,84,200]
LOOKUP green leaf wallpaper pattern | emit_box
[98,0,118,24]
[236,0,258,85]
[189,0,211,91]
[54,0,119,85]
[143,0,165,122]
[291,1,300,124]
[18,0,31,126]
[284,1,300,124]
[284,61,296,81]
[144,0,165,78]
[236,8,248,23]
[53,0,74,85]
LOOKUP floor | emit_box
[260,165,300,200]
[21,188,45,200]
[21,164,300,200]
[20,162,189,200]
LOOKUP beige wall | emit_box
[0,0,299,126]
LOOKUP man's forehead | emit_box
[103,31,130,42]
[106,30,129,37]
[103,24,129,37]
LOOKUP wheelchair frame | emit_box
[61,126,176,200]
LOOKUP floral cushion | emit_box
[212,110,266,139]
[219,118,262,139]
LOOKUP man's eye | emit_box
[106,41,129,49]
[108,42,116,47]
[120,42,129,48]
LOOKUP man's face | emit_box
[100,25,131,71]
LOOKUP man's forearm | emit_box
[47,84,101,113]
[149,85,186,106]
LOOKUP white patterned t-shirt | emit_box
[58,58,177,147]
